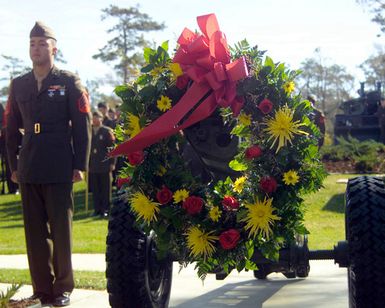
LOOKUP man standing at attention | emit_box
[5,22,91,306]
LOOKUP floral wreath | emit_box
[112,14,326,279]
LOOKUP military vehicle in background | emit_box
[334,82,384,142]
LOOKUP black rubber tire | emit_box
[253,264,271,279]
[346,176,385,308]
[106,194,173,308]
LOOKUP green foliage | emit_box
[0,283,22,308]
[320,135,385,172]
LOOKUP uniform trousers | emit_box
[89,172,112,214]
[19,182,74,296]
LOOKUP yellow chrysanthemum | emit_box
[169,62,183,77]
[125,113,142,138]
[185,226,218,258]
[241,197,280,239]
[157,95,172,112]
[264,106,308,153]
[233,176,247,193]
[129,192,160,225]
[283,170,300,185]
[156,165,167,176]
[283,81,295,94]
[238,112,252,126]
[209,206,221,222]
[173,189,189,203]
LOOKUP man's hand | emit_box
[110,165,115,172]
[11,171,18,183]
[72,169,84,183]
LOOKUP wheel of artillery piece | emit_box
[106,194,173,308]
[345,176,385,308]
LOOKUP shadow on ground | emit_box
[322,193,345,214]
[171,278,301,308]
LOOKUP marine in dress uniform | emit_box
[89,111,115,217]
[5,22,91,307]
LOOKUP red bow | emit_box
[110,14,248,157]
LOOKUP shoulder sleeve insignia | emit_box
[77,92,90,113]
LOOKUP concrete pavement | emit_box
[0,254,348,307]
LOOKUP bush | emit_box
[320,135,385,172]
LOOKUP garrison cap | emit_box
[30,21,56,41]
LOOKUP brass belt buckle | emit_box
[34,123,40,134]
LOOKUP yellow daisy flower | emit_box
[238,112,252,126]
[185,226,218,258]
[129,192,160,225]
[241,197,280,239]
[233,176,247,193]
[209,206,221,222]
[173,189,189,203]
[157,95,172,112]
[169,62,183,77]
[283,81,295,94]
[125,113,142,138]
[283,170,300,185]
[264,106,308,153]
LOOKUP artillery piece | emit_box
[105,14,385,308]
[106,111,385,307]
[334,82,384,142]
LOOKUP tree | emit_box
[359,45,385,87]
[297,48,355,136]
[93,5,165,84]
[0,55,31,102]
[357,0,385,34]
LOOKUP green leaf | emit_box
[161,41,169,52]
[141,64,154,73]
[143,47,155,63]
[139,85,157,100]
[264,56,275,69]
[229,159,248,171]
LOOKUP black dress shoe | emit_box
[52,293,70,307]
[29,292,52,305]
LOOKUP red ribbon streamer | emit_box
[110,13,249,157]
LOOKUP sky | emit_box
[0,0,383,99]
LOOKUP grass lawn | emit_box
[0,269,106,290]
[0,181,108,254]
[0,174,371,254]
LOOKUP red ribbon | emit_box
[110,13,249,157]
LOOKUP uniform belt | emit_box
[25,123,70,134]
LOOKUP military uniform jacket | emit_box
[89,125,116,173]
[5,66,92,183]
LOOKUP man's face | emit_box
[98,106,107,116]
[29,37,57,66]
[92,115,102,127]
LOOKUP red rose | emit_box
[156,186,173,204]
[245,145,262,160]
[219,229,240,250]
[127,150,144,166]
[176,74,190,89]
[182,196,203,215]
[222,196,239,211]
[258,98,273,114]
[259,176,277,193]
[116,177,130,188]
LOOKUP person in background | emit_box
[108,108,117,129]
[89,111,116,218]
[0,102,19,194]
[308,95,326,148]
[5,21,91,307]
[97,102,114,128]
